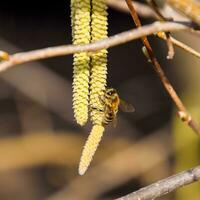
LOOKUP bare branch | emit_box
[147,0,175,59]
[0,22,190,72]
[157,34,200,59]
[106,0,157,18]
[116,165,200,200]
[107,0,200,59]
[106,0,191,22]
[125,0,200,136]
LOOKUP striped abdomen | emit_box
[102,107,118,126]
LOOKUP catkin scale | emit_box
[71,0,91,126]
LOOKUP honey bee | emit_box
[100,88,135,126]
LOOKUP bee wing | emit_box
[119,99,135,113]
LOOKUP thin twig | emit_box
[106,0,157,18]
[157,33,200,59]
[149,0,197,55]
[165,34,175,59]
[107,0,192,23]
[147,0,175,59]
[107,0,200,37]
[0,22,191,73]
[116,165,200,200]
[125,0,200,136]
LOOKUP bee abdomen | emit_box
[103,112,114,125]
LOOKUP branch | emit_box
[0,22,191,72]
[106,0,191,22]
[157,33,200,59]
[116,165,200,200]
[147,0,175,59]
[106,0,157,18]
[107,0,200,59]
[125,0,200,136]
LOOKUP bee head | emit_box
[106,88,117,96]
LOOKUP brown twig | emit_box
[125,0,200,136]
[116,165,200,200]
[0,22,190,73]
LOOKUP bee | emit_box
[100,88,135,126]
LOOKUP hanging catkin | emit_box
[71,0,91,126]
[89,0,108,125]
[78,0,108,175]
[79,125,105,175]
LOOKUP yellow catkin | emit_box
[71,0,91,126]
[90,0,108,125]
[79,125,105,175]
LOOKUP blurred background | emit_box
[0,0,199,199]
